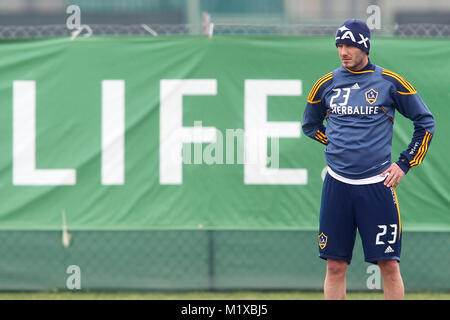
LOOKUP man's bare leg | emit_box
[378,260,404,300]
[324,259,348,300]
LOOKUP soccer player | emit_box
[302,19,435,300]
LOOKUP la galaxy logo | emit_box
[365,88,378,104]
[318,232,328,249]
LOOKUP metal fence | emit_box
[0,23,449,39]
[0,230,448,291]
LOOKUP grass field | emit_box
[0,291,448,300]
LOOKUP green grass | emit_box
[0,291,448,300]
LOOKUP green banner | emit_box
[0,36,449,231]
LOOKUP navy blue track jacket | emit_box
[302,61,435,179]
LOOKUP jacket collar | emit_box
[341,59,375,74]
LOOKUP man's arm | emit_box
[381,69,435,187]
[302,73,333,145]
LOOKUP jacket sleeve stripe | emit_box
[309,72,332,98]
[409,132,429,166]
[316,130,327,139]
[396,91,416,95]
[382,69,417,94]
[314,130,328,144]
[382,69,416,92]
[314,135,327,144]
[415,132,432,166]
[307,73,332,103]
[308,74,332,102]
[409,131,432,167]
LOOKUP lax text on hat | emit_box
[336,26,370,49]
[335,19,371,53]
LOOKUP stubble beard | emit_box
[344,53,367,71]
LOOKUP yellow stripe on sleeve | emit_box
[382,69,417,94]
[410,132,432,167]
[307,72,332,103]
[314,133,327,144]
[308,75,332,103]
[316,130,327,140]
[383,69,416,92]
[416,133,432,165]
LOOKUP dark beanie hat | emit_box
[335,19,371,53]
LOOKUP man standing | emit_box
[302,19,435,300]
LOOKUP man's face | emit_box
[337,44,367,70]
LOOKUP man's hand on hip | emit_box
[381,163,405,188]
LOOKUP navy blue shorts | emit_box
[318,173,402,264]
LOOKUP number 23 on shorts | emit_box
[375,224,398,245]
